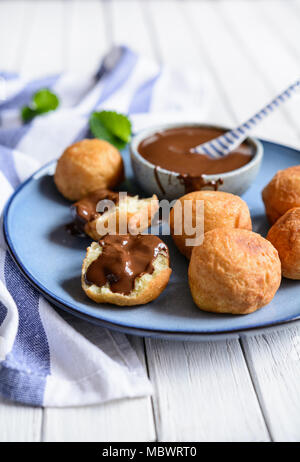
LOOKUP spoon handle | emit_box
[195,79,300,158]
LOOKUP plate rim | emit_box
[3,146,300,339]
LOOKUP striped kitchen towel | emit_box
[0,46,206,406]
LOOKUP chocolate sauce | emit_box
[73,189,120,223]
[85,234,168,295]
[67,189,120,236]
[138,126,253,189]
[178,174,224,193]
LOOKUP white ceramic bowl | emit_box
[130,122,264,200]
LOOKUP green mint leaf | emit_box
[94,111,131,143]
[89,111,132,148]
[89,114,127,150]
[33,89,59,112]
[21,106,37,123]
[21,88,59,123]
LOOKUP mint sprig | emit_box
[89,110,132,149]
[21,88,59,123]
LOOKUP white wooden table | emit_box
[1,0,300,442]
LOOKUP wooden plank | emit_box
[44,396,155,442]
[0,397,42,442]
[146,0,233,125]
[146,338,269,442]
[260,0,300,63]
[184,0,300,147]
[0,0,27,72]
[20,0,65,76]
[110,0,156,60]
[140,0,270,442]
[63,0,108,74]
[220,0,300,92]
[258,0,300,143]
[216,0,300,146]
[242,326,300,442]
[43,395,155,442]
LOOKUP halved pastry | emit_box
[71,189,159,240]
[81,234,171,306]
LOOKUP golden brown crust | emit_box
[262,165,300,224]
[188,228,281,315]
[169,190,252,259]
[54,139,124,201]
[267,207,300,279]
[81,241,172,306]
[84,195,159,240]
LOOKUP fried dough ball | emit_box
[169,190,252,259]
[188,228,281,315]
[262,166,300,224]
[54,139,124,201]
[82,235,172,306]
[267,207,300,279]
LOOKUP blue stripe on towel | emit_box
[0,74,60,110]
[0,71,19,80]
[0,125,35,150]
[73,47,138,142]
[0,365,47,406]
[0,145,20,188]
[128,72,160,114]
[96,47,138,106]
[0,74,61,149]
[0,303,7,326]
[0,252,50,405]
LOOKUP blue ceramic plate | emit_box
[3,140,300,340]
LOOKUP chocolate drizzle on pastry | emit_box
[66,189,120,236]
[85,234,168,295]
[178,174,224,193]
[73,189,120,223]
